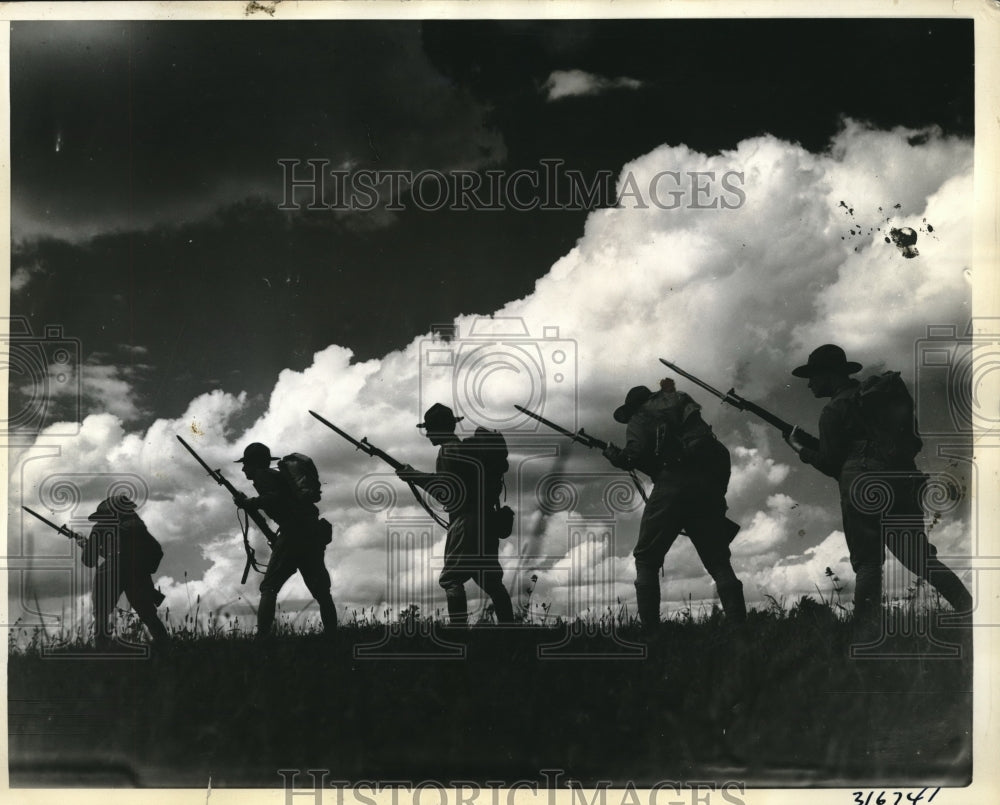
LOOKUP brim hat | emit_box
[235,442,279,464]
[417,403,464,429]
[613,385,654,424]
[792,344,862,378]
[89,494,138,521]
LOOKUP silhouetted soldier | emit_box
[397,403,515,626]
[785,344,972,619]
[234,442,338,637]
[603,379,746,633]
[84,494,169,648]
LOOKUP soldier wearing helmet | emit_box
[603,378,746,635]
[396,403,515,626]
[84,494,169,649]
[235,442,338,638]
[786,344,971,620]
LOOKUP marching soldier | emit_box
[84,494,169,648]
[603,379,747,633]
[234,442,338,637]
[396,403,515,626]
[785,344,972,619]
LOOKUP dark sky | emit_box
[9,18,973,428]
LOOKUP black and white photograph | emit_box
[3,1,998,801]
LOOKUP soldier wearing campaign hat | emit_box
[786,344,972,620]
[603,378,746,634]
[83,494,169,649]
[396,404,514,626]
[235,442,338,638]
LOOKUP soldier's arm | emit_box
[799,404,850,479]
[238,472,284,510]
[394,463,433,488]
[605,417,653,471]
[406,445,473,504]
[80,527,104,568]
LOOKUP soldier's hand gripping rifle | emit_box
[659,358,820,452]
[176,435,273,584]
[513,404,649,503]
[308,410,448,528]
[23,506,89,548]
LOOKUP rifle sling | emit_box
[236,509,267,583]
[407,481,449,529]
[627,470,650,504]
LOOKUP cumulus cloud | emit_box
[542,69,643,100]
[748,530,853,605]
[10,121,974,626]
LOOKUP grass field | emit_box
[7,600,972,789]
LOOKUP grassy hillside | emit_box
[8,602,972,788]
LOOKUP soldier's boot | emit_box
[257,591,278,639]
[94,625,115,653]
[317,594,338,634]
[487,584,515,625]
[926,558,973,615]
[142,614,169,644]
[852,562,883,642]
[444,583,469,627]
[709,564,746,623]
[716,579,747,624]
[634,562,661,636]
[92,608,116,651]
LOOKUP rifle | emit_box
[23,506,88,548]
[308,410,447,528]
[176,435,274,584]
[659,358,820,452]
[514,404,649,503]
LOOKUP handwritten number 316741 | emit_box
[852,790,941,805]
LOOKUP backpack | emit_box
[278,453,322,503]
[853,371,922,463]
[462,427,510,500]
[462,427,514,539]
[134,519,164,575]
[652,393,732,492]
[144,535,164,575]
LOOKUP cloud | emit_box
[542,69,643,100]
[9,121,974,625]
[11,259,46,292]
[25,360,150,424]
[12,23,508,241]
[747,529,853,605]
